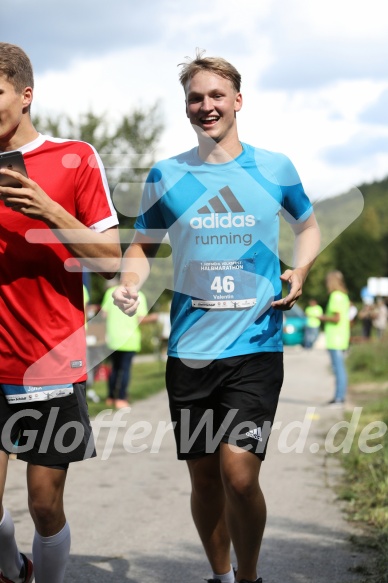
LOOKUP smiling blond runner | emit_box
[113,50,320,583]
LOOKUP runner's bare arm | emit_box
[113,232,160,316]
[272,212,320,310]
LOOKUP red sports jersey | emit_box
[0,134,118,385]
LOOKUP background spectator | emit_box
[358,300,376,339]
[372,297,388,338]
[318,271,350,405]
[303,299,323,349]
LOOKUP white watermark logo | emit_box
[2,406,386,461]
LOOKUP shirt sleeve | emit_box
[73,142,119,232]
[277,154,313,224]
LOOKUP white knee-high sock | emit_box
[0,508,23,581]
[32,522,71,583]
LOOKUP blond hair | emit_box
[178,49,241,93]
[326,271,348,294]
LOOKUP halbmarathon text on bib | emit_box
[189,259,257,310]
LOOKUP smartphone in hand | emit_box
[0,151,28,188]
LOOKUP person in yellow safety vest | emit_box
[303,299,323,348]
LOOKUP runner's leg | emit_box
[27,464,70,583]
[0,451,24,580]
[187,452,232,576]
[220,444,264,582]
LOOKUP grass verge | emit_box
[335,340,388,582]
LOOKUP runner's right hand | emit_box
[112,285,140,316]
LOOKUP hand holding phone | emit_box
[0,151,28,188]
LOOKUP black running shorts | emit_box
[166,352,284,461]
[0,382,96,466]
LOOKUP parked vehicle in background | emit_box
[283,304,307,346]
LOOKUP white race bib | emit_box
[188,259,257,310]
[2,383,74,404]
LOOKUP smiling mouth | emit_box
[200,116,220,125]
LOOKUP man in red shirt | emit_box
[0,43,121,583]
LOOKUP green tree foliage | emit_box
[358,176,388,234]
[302,177,388,305]
[332,228,384,299]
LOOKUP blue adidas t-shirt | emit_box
[135,143,313,361]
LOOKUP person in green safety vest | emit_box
[303,299,323,348]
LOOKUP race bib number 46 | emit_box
[189,259,257,310]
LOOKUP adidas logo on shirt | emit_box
[198,186,244,214]
[190,186,255,230]
[245,426,263,441]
